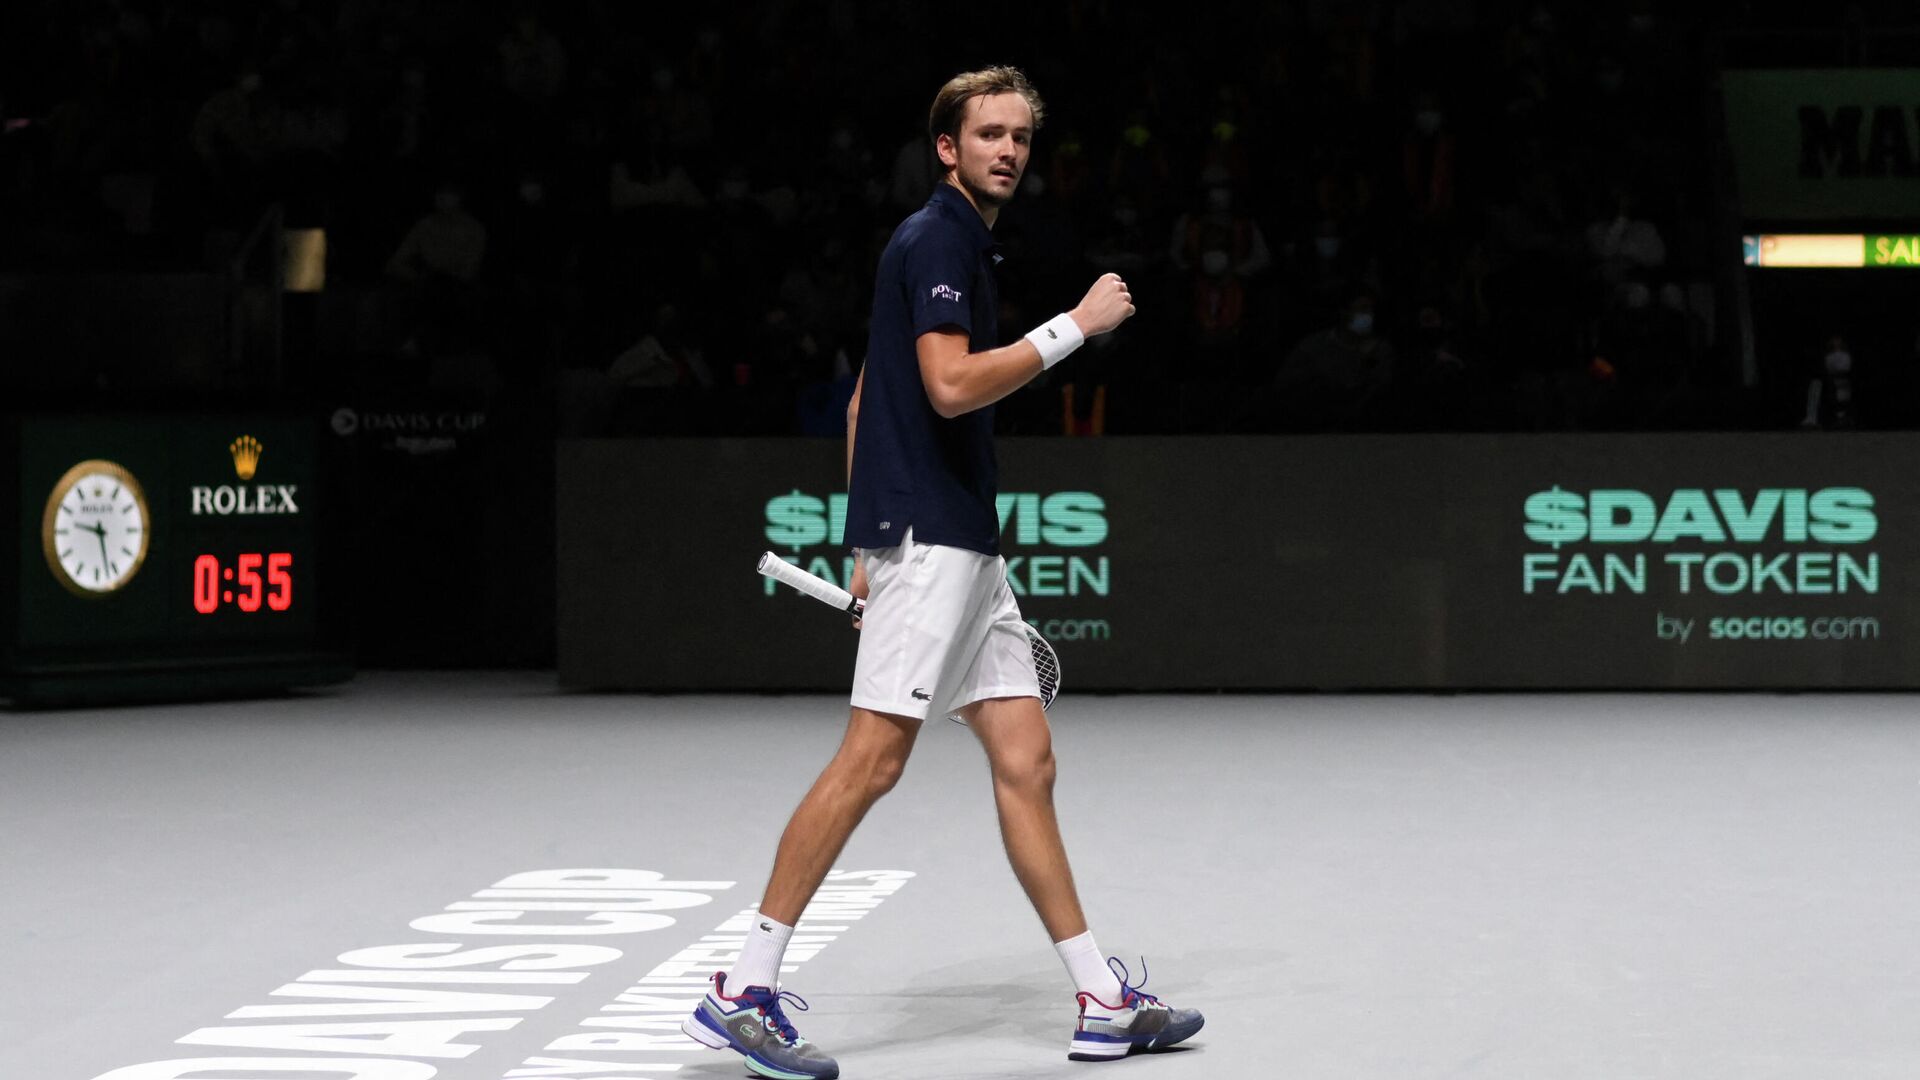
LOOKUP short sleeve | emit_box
[905,231,976,338]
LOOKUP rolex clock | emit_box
[42,459,151,596]
[4,415,350,705]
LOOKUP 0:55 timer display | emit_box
[192,552,293,614]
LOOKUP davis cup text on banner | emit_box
[1521,487,1879,596]
[762,490,1110,599]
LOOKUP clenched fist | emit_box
[1070,273,1137,337]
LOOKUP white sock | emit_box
[1054,930,1125,1005]
[725,912,793,994]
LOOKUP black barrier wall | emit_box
[558,436,1919,690]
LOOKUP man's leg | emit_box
[960,695,1086,941]
[962,693,1206,1060]
[758,705,923,924]
[685,707,921,1080]
[963,694,1125,1005]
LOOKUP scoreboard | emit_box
[3,415,350,705]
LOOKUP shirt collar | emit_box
[929,182,997,253]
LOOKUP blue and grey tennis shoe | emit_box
[682,972,840,1080]
[1067,958,1205,1061]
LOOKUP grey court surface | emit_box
[6,673,1920,1080]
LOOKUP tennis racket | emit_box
[756,551,1061,719]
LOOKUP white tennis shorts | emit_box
[851,527,1041,721]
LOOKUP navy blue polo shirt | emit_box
[846,183,1003,555]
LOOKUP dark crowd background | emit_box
[4,0,1916,666]
[7,0,1916,437]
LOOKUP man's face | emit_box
[939,92,1032,210]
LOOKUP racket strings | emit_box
[945,630,1061,725]
[1027,630,1061,710]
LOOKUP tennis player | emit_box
[684,67,1202,1078]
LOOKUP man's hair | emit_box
[928,66,1046,148]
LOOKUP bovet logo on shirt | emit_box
[929,284,964,303]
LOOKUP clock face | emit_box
[42,459,151,596]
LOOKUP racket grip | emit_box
[758,551,861,613]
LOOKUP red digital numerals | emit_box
[193,553,293,614]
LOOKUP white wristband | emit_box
[1025,313,1085,369]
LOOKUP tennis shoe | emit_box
[681,972,839,1080]
[1068,957,1204,1061]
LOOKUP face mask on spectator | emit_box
[1414,109,1443,136]
[1349,312,1374,336]
[1202,249,1229,276]
[1314,235,1343,260]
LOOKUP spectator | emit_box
[1170,182,1271,279]
[887,129,940,212]
[383,180,488,366]
[1311,142,1373,233]
[1273,292,1397,429]
[1195,95,1252,192]
[1390,303,1481,430]
[646,61,714,156]
[1594,280,1692,428]
[1186,220,1249,361]
[609,150,707,212]
[1294,215,1378,319]
[1802,335,1855,430]
[190,63,280,191]
[1084,194,1155,275]
[378,60,433,166]
[387,182,486,283]
[1584,185,1665,301]
[1109,111,1171,221]
[498,11,568,105]
[1401,89,1457,227]
[609,303,711,390]
[1044,131,1093,211]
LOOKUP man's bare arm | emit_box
[846,366,864,482]
[845,367,867,619]
[916,273,1135,418]
[915,332,1044,419]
